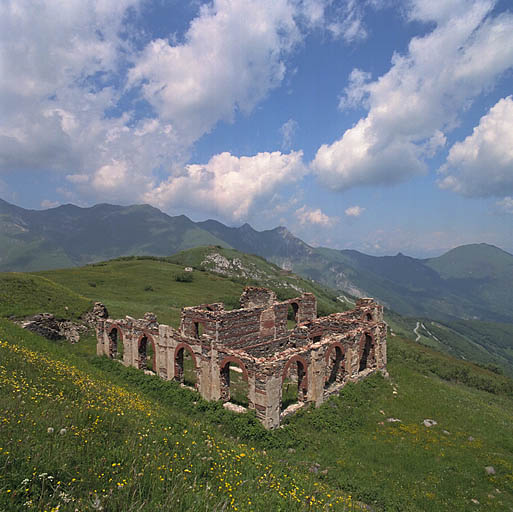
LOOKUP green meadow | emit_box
[0,256,512,511]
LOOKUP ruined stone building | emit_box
[96,287,387,428]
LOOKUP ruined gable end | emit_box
[240,286,277,309]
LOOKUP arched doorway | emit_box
[108,326,123,360]
[174,344,198,387]
[138,334,156,371]
[219,357,249,407]
[359,334,375,372]
[325,344,345,389]
[281,356,308,411]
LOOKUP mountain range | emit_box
[2,198,513,327]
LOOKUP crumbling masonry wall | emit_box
[97,287,387,429]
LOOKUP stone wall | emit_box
[97,286,387,429]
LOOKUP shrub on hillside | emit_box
[175,272,193,283]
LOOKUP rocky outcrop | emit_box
[20,302,109,343]
[22,313,88,343]
[22,313,64,341]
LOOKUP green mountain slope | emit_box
[0,258,512,511]
[425,243,513,279]
[386,311,513,378]
[0,199,229,271]
[167,246,352,316]
[196,219,513,324]
[31,251,349,327]
[197,220,314,264]
[0,273,92,319]
[295,245,513,324]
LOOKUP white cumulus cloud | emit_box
[296,205,336,226]
[345,205,365,217]
[313,0,513,191]
[145,151,307,222]
[438,96,513,197]
[128,0,301,146]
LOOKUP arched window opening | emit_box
[108,327,123,360]
[138,335,155,372]
[281,359,307,411]
[359,334,374,372]
[220,361,249,407]
[175,347,197,387]
[365,312,373,322]
[325,346,345,389]
[287,302,299,329]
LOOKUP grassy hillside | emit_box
[4,247,512,375]
[1,317,512,510]
[0,273,92,320]
[3,196,513,329]
[0,257,512,509]
[0,319,360,512]
[168,246,350,316]
[29,250,348,327]
[425,243,513,279]
[36,257,245,326]
[385,311,513,378]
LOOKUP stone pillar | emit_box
[209,348,221,401]
[96,320,108,356]
[155,341,167,379]
[199,352,214,400]
[308,349,325,406]
[247,372,256,410]
[376,324,387,370]
[263,373,281,429]
[128,332,138,369]
[348,343,360,378]
[259,308,276,338]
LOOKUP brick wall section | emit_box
[240,287,277,308]
[96,286,387,429]
[216,308,264,348]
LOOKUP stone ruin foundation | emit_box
[96,287,387,429]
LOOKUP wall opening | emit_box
[220,361,249,407]
[365,312,373,322]
[281,358,307,411]
[175,346,197,387]
[287,302,299,329]
[108,327,123,360]
[138,335,155,372]
[359,334,374,372]
[194,322,204,339]
[325,346,345,389]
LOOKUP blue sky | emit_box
[1,0,512,257]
